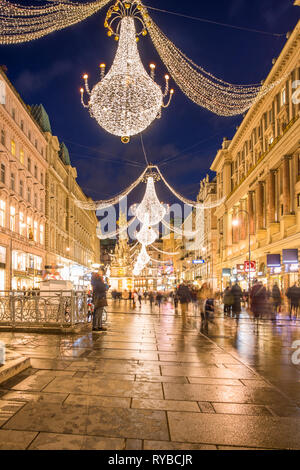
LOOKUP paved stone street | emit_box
[0,299,300,450]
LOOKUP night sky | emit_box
[0,0,298,208]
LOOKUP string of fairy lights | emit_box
[0,0,287,131]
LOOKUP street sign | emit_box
[244,261,256,272]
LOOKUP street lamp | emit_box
[232,209,251,297]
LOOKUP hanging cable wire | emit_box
[143,4,286,37]
[75,166,148,210]
[140,133,149,166]
[96,216,137,239]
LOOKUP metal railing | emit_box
[0,290,89,328]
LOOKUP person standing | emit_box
[223,286,233,316]
[231,283,243,318]
[177,282,191,324]
[91,271,107,332]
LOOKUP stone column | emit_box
[282,156,291,215]
[256,182,264,230]
[267,170,276,225]
[248,191,254,235]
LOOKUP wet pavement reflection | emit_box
[0,298,299,449]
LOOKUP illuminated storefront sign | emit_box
[192,259,205,264]
[222,268,231,277]
[267,254,281,267]
[282,249,298,264]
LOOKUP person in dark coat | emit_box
[223,286,233,316]
[230,283,243,318]
[250,281,267,319]
[286,284,300,318]
[271,283,281,314]
[177,283,191,323]
[91,272,107,331]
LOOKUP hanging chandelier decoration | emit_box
[0,0,286,122]
[80,2,174,143]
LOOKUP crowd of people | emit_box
[223,280,300,320]
[90,274,300,333]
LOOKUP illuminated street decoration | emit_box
[135,175,166,226]
[0,0,284,121]
[135,214,158,246]
[80,13,173,142]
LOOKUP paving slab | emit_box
[168,412,300,449]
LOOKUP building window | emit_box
[34,193,37,208]
[27,216,32,239]
[20,149,24,165]
[34,165,37,179]
[12,108,15,120]
[10,206,15,232]
[35,139,37,149]
[33,220,38,241]
[0,200,5,227]
[0,129,5,146]
[40,172,44,185]
[28,130,31,141]
[298,194,300,208]
[27,157,31,172]
[27,187,31,203]
[39,225,44,245]
[10,173,15,191]
[281,89,286,106]
[19,212,25,236]
[20,120,24,131]
[19,179,23,198]
[11,140,16,156]
[40,198,43,212]
[0,164,5,184]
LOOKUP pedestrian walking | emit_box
[156,292,163,310]
[223,286,233,316]
[286,284,300,318]
[230,283,243,319]
[149,291,154,309]
[250,280,267,320]
[138,289,143,306]
[133,291,138,308]
[271,283,281,315]
[177,282,191,324]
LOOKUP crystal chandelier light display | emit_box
[80,3,174,143]
[135,176,166,225]
[135,213,158,246]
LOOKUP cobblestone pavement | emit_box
[0,299,299,450]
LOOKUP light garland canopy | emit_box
[0,0,284,125]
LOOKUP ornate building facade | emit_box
[0,68,47,290]
[0,68,99,290]
[32,105,100,288]
[211,20,300,292]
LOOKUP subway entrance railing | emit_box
[0,291,90,330]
